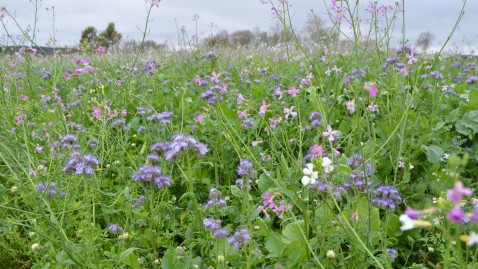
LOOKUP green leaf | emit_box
[282,220,305,245]
[455,110,478,138]
[470,90,478,107]
[119,247,139,261]
[421,145,444,163]
[446,108,460,123]
[264,232,285,258]
[258,172,277,193]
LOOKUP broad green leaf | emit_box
[421,145,444,163]
[264,232,284,258]
[119,247,139,261]
[455,110,478,138]
[282,220,305,245]
[258,172,277,193]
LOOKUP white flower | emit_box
[399,214,417,231]
[301,163,318,186]
[326,250,336,259]
[321,157,334,173]
[467,232,478,246]
[31,243,40,251]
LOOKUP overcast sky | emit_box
[1,0,477,51]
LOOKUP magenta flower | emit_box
[405,207,422,220]
[283,106,297,119]
[447,181,472,203]
[447,206,465,223]
[368,84,378,97]
[322,125,340,142]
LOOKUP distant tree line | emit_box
[80,22,123,51]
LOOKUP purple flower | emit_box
[146,111,174,124]
[373,185,402,212]
[63,151,99,175]
[228,229,250,249]
[132,195,145,208]
[404,207,422,220]
[347,153,363,170]
[309,112,322,126]
[60,134,77,148]
[152,134,208,161]
[236,160,256,178]
[447,181,472,203]
[447,206,465,223]
[386,248,398,261]
[132,165,171,189]
[37,182,57,197]
[107,224,124,234]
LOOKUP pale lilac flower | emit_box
[322,125,340,142]
[345,99,355,114]
[228,229,250,249]
[283,106,297,119]
[287,86,300,97]
[107,224,124,234]
[259,100,268,116]
[237,94,244,104]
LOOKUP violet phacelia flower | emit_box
[63,151,99,175]
[132,165,171,189]
[150,134,209,161]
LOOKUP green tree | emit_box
[99,22,123,50]
[80,26,98,49]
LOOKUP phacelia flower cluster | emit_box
[63,151,99,175]
[203,218,228,239]
[151,134,208,161]
[132,165,171,189]
[373,185,402,212]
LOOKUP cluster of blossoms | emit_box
[204,187,227,210]
[257,191,292,219]
[63,151,99,175]
[37,182,58,198]
[150,134,208,161]
[228,229,251,250]
[142,59,159,76]
[203,218,228,239]
[146,111,174,124]
[398,181,478,246]
[372,185,402,212]
[132,165,171,189]
[197,71,230,105]
[107,224,124,234]
[235,160,256,190]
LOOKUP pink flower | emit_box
[322,125,340,142]
[405,207,422,220]
[237,94,244,104]
[92,106,101,119]
[368,84,378,97]
[36,145,43,154]
[219,83,228,94]
[97,45,105,54]
[210,71,221,83]
[283,106,297,119]
[196,114,204,123]
[259,100,268,116]
[237,110,247,119]
[287,86,300,97]
[447,181,472,203]
[65,73,72,80]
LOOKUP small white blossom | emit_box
[468,232,478,246]
[326,250,336,259]
[301,163,318,186]
[321,157,334,173]
[31,243,40,251]
[399,214,416,231]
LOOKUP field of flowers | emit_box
[1,1,478,268]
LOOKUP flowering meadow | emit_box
[1,0,478,268]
